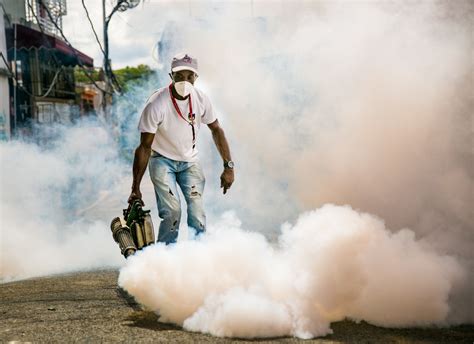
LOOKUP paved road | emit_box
[1,270,472,343]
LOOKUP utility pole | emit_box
[101,0,140,114]
[13,22,17,131]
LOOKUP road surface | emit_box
[1,270,472,343]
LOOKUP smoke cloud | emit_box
[119,205,464,338]
[120,0,473,335]
[0,122,127,280]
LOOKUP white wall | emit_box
[0,3,11,140]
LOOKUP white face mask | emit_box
[173,81,194,97]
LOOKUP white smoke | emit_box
[119,205,464,338]
[0,122,128,280]
[151,0,473,325]
[117,0,472,336]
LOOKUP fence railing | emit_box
[25,0,67,36]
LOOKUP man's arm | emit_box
[128,132,155,203]
[208,119,234,194]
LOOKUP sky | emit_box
[63,0,164,69]
[63,0,258,69]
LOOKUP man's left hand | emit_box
[220,169,234,194]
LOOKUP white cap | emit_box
[171,53,198,75]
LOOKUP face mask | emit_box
[173,81,193,97]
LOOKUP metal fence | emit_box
[25,0,67,36]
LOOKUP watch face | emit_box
[227,161,234,168]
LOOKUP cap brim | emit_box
[171,66,198,74]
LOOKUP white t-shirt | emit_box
[138,85,217,162]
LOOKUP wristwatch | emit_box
[223,160,234,169]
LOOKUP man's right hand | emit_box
[128,190,144,205]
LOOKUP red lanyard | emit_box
[169,84,196,148]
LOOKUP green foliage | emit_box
[74,64,155,92]
[74,67,101,83]
[114,64,155,92]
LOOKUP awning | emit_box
[7,24,93,67]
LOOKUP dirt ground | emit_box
[0,270,472,343]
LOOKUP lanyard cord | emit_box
[169,84,196,148]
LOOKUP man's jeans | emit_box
[148,151,206,244]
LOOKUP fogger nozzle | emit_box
[110,217,137,258]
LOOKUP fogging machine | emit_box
[110,200,155,258]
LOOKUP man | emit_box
[128,53,234,244]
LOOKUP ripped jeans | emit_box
[148,151,206,244]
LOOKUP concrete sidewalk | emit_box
[0,270,472,343]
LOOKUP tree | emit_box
[113,64,155,92]
[74,68,101,83]
[74,64,155,92]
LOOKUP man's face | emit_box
[172,70,197,85]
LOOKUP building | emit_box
[1,0,94,138]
